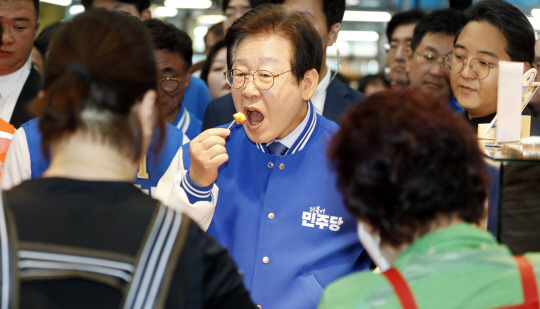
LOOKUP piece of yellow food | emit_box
[233,112,246,124]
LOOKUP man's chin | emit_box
[244,129,272,145]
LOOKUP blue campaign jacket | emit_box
[172,107,202,140]
[182,75,211,121]
[181,106,370,308]
[22,118,185,196]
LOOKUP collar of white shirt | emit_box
[0,57,31,99]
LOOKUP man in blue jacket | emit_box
[156,5,370,309]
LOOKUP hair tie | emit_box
[66,63,91,83]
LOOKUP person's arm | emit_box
[155,128,229,230]
[2,127,31,190]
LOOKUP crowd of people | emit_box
[0,0,539,308]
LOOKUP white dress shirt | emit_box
[0,57,31,122]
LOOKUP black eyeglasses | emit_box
[223,69,292,90]
[159,77,184,92]
[413,50,446,68]
[444,52,498,80]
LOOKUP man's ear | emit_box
[183,68,192,88]
[141,9,152,21]
[405,46,413,72]
[301,68,319,101]
[327,23,340,46]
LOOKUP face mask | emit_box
[357,221,391,271]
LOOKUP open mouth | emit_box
[247,110,264,125]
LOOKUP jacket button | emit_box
[268,162,273,168]
[262,256,269,264]
[268,213,275,220]
[279,163,285,170]
[257,305,262,309]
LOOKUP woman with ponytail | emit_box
[0,9,255,308]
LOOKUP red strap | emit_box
[383,268,418,309]
[497,256,539,309]
[515,256,539,308]
[383,256,538,309]
[492,255,539,309]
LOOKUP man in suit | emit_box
[405,9,466,112]
[202,0,364,130]
[385,9,425,89]
[0,0,41,128]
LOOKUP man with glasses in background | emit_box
[156,5,370,308]
[385,9,425,89]
[523,37,540,119]
[405,8,466,111]
[446,0,540,255]
[145,19,202,140]
[446,0,540,135]
[3,16,193,196]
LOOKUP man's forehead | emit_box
[282,0,323,15]
[0,0,36,19]
[391,23,416,41]
[155,50,186,70]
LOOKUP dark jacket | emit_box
[10,67,41,128]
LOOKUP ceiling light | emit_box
[196,15,224,24]
[338,31,379,42]
[41,0,71,6]
[343,10,391,22]
[528,17,540,31]
[155,6,178,17]
[164,0,212,9]
[69,4,84,15]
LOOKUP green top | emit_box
[318,223,540,309]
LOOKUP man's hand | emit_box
[188,128,230,187]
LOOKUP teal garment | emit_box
[319,223,540,309]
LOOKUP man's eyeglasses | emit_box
[159,77,184,93]
[413,50,446,68]
[444,52,498,80]
[224,69,292,90]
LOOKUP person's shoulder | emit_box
[189,75,207,88]
[210,93,234,105]
[329,78,365,101]
[316,113,339,134]
[524,252,540,265]
[205,93,234,113]
[320,271,386,307]
[20,117,39,130]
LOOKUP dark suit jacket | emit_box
[10,67,41,128]
[202,78,365,130]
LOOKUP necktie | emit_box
[267,142,288,155]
